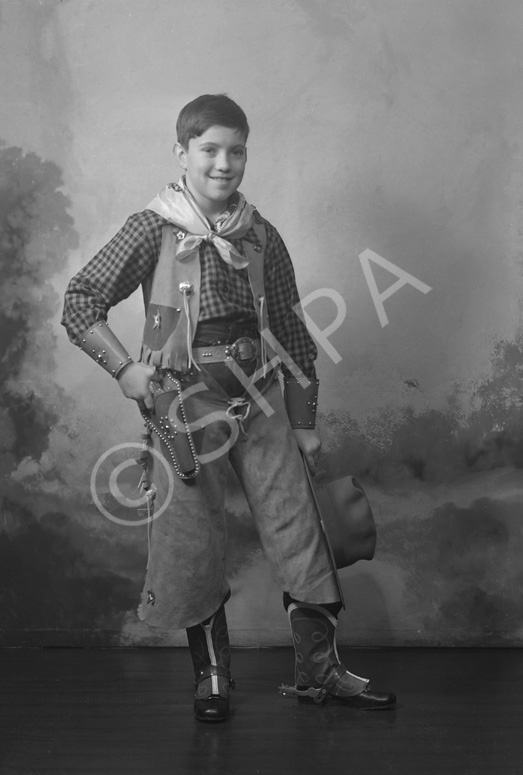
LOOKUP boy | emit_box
[62,94,396,722]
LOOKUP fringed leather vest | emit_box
[140,215,269,373]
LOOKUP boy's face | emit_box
[175,125,247,218]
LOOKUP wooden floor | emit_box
[0,647,522,775]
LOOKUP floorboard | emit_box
[0,647,522,775]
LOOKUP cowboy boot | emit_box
[279,600,396,710]
[186,601,235,722]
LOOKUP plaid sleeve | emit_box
[61,210,164,346]
[263,220,318,381]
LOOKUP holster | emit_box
[141,377,200,481]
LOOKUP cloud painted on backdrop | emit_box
[378,495,523,645]
[0,145,147,641]
[318,328,523,486]
[0,143,77,477]
[0,144,130,507]
[0,498,140,646]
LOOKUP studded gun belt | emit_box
[193,336,261,366]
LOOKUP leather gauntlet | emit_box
[80,321,133,378]
[284,376,319,429]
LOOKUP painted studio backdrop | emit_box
[1,0,523,647]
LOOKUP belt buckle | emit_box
[230,336,257,365]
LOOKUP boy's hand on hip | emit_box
[116,362,158,411]
[294,428,322,475]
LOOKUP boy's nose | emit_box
[215,152,231,170]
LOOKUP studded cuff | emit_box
[283,377,319,429]
[80,321,133,378]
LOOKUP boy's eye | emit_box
[200,147,245,156]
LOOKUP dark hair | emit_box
[176,94,250,148]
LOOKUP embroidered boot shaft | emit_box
[186,601,234,722]
[280,602,396,710]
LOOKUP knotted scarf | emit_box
[146,179,256,269]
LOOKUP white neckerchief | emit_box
[146,179,255,269]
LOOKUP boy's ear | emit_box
[173,142,187,169]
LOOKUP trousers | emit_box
[137,363,340,630]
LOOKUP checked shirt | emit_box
[62,207,318,379]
